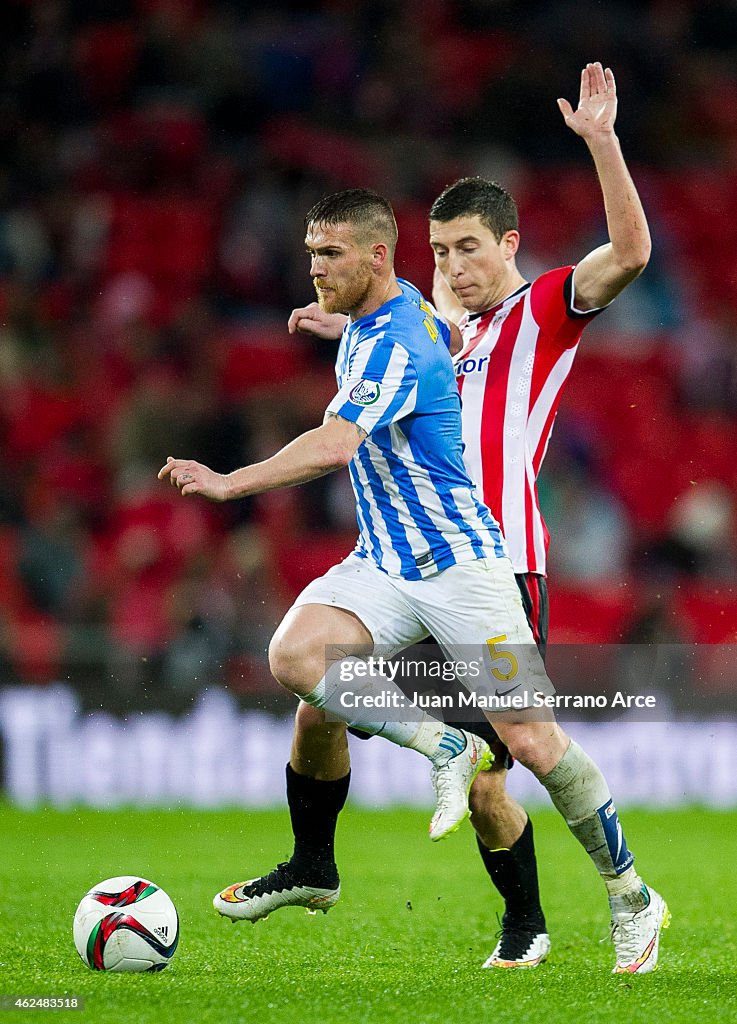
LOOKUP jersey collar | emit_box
[350,293,405,329]
[467,282,530,321]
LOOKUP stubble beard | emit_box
[314,266,372,317]
[315,287,339,314]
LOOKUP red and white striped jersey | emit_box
[454,265,599,575]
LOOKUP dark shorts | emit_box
[349,572,549,770]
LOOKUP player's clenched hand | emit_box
[157,457,230,501]
[287,302,347,339]
[557,62,617,139]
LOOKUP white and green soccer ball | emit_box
[73,876,179,973]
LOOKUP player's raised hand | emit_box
[557,62,617,139]
[158,457,230,501]
[287,302,347,339]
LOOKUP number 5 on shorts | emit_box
[486,634,519,681]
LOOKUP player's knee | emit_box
[268,628,324,693]
[502,728,544,769]
[497,721,566,775]
[501,728,536,768]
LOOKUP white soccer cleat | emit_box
[610,886,670,974]
[482,925,551,969]
[213,862,340,922]
[428,730,493,841]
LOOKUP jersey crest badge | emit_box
[349,380,381,406]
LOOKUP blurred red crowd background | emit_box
[3,0,737,706]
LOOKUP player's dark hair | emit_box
[305,188,398,255]
[429,177,519,240]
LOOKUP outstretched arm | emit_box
[558,62,651,312]
[158,414,365,501]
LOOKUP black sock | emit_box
[286,763,350,887]
[476,818,547,931]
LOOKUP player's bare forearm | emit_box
[574,133,651,310]
[226,420,362,497]
[588,130,650,267]
[158,417,364,501]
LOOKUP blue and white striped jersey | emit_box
[326,283,507,580]
[396,278,452,351]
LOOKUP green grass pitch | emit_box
[2,803,736,1024]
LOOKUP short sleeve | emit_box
[530,265,608,351]
[326,338,418,434]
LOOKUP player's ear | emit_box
[501,230,520,260]
[371,242,389,268]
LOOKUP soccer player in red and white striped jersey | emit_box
[428,62,664,971]
[451,265,586,581]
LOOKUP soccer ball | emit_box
[73,876,179,973]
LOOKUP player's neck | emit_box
[349,273,401,321]
[477,270,527,315]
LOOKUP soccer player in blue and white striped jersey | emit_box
[159,188,550,924]
[327,265,505,581]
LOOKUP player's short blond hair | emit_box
[305,189,398,256]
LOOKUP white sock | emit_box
[384,717,466,762]
[302,657,467,762]
[540,740,640,890]
[606,867,647,911]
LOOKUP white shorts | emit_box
[292,553,548,700]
